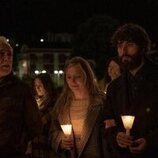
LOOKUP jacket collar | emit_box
[0,73,14,88]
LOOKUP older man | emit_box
[0,36,42,158]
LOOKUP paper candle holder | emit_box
[121,115,135,136]
[61,124,72,136]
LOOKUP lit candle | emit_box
[121,115,135,136]
[61,124,72,137]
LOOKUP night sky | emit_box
[1,0,158,45]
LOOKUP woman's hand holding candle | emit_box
[60,124,74,150]
[61,136,74,150]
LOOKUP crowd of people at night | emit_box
[0,23,158,158]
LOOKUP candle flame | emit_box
[121,115,135,129]
[61,124,72,136]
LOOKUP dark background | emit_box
[1,0,158,45]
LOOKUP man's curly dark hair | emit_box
[111,23,151,54]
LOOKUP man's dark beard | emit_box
[119,52,143,71]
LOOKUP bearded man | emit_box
[104,23,158,158]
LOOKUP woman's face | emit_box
[108,60,121,80]
[34,78,47,97]
[66,64,86,93]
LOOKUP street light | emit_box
[34,70,40,75]
[54,70,64,86]
[41,70,47,73]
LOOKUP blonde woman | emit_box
[50,57,109,158]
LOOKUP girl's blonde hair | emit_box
[53,56,104,116]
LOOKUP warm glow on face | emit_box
[61,124,72,136]
[66,64,86,91]
[121,115,135,129]
[108,60,121,80]
[0,46,13,78]
[34,78,47,97]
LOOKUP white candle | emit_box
[121,115,135,136]
[61,124,72,136]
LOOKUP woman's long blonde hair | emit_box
[53,56,104,116]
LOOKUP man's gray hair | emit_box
[0,36,13,53]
